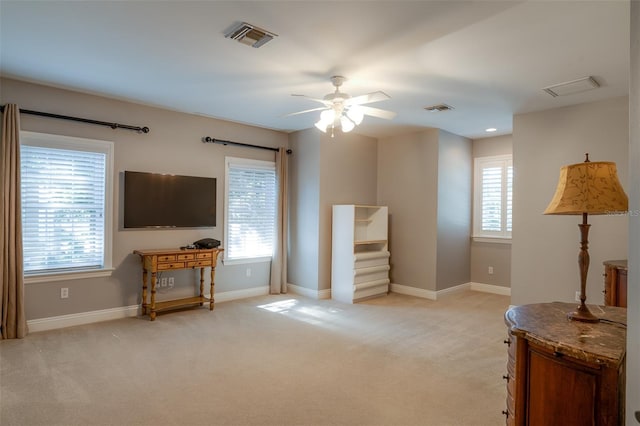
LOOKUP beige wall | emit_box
[436,130,472,291]
[377,130,440,290]
[471,134,512,288]
[319,132,378,291]
[473,134,512,157]
[627,0,639,419]
[287,129,321,292]
[287,128,378,294]
[511,96,629,306]
[1,77,288,320]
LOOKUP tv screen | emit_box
[124,171,216,228]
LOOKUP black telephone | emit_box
[193,238,221,249]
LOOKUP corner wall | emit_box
[377,129,471,293]
[287,129,321,293]
[377,130,440,291]
[287,129,378,295]
[436,130,472,291]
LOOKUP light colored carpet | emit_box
[0,290,511,426]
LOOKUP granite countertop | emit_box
[505,302,626,368]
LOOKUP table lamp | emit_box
[544,154,628,322]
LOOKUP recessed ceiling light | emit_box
[486,128,497,132]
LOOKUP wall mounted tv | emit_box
[123,171,216,228]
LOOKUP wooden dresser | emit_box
[134,248,223,320]
[603,260,628,307]
[503,302,626,425]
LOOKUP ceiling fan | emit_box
[285,76,396,137]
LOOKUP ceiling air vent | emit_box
[224,22,277,48]
[424,103,454,112]
[543,76,600,97]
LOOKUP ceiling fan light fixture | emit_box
[340,116,355,132]
[346,105,364,125]
[315,109,335,132]
[314,120,328,132]
[285,75,395,135]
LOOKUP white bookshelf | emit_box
[331,205,390,303]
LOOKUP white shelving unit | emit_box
[331,205,390,303]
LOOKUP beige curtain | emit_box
[270,147,289,294]
[1,104,27,339]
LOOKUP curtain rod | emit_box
[202,136,292,154]
[0,105,150,133]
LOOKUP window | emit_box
[473,154,513,240]
[20,132,113,280]
[224,157,276,263]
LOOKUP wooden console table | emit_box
[133,248,223,320]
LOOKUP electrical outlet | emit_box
[488,266,494,275]
[575,291,581,302]
[246,268,251,277]
[161,278,167,287]
[60,287,69,299]
[168,277,174,288]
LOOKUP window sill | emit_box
[223,257,272,266]
[25,268,114,284]
[472,236,512,245]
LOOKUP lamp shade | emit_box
[544,161,628,215]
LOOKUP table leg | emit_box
[141,268,148,315]
[150,271,157,321]
[199,268,205,306]
[210,266,216,311]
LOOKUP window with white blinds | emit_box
[20,132,113,276]
[473,155,513,239]
[224,157,276,263]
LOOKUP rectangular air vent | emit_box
[424,103,454,112]
[543,76,600,97]
[225,22,277,48]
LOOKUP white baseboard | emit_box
[27,285,271,333]
[214,285,270,302]
[389,283,437,300]
[27,305,141,333]
[470,282,511,296]
[390,282,510,300]
[287,283,331,299]
[437,282,472,297]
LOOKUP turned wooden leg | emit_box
[141,268,148,315]
[209,267,216,311]
[150,271,157,321]
[199,268,205,306]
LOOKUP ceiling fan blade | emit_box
[282,106,329,117]
[345,91,390,106]
[360,105,397,120]
[291,94,333,106]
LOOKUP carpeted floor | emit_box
[0,290,511,426]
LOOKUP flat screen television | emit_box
[123,171,216,228]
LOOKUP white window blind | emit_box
[474,155,513,239]
[225,157,276,262]
[20,132,113,275]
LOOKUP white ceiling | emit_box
[0,1,630,139]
